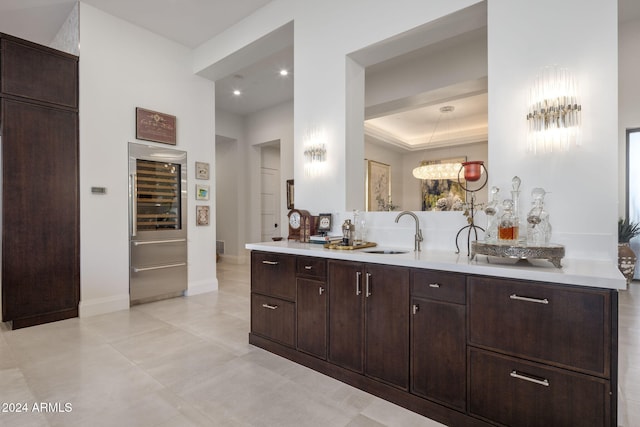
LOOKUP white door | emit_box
[261,145,281,242]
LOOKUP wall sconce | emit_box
[303,128,327,176]
[526,66,581,153]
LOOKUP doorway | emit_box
[627,128,640,280]
[260,143,281,242]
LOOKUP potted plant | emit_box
[618,218,640,283]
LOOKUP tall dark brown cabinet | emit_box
[1,34,79,329]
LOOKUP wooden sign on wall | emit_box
[136,107,176,145]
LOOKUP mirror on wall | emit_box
[359,4,488,212]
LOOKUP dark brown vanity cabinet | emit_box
[250,251,296,347]
[468,276,616,427]
[296,256,327,359]
[328,260,410,390]
[1,34,79,329]
[249,251,618,427]
[410,270,466,411]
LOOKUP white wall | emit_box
[488,0,618,260]
[197,0,619,261]
[79,3,216,316]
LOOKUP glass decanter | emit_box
[484,186,500,243]
[526,188,551,246]
[498,199,519,242]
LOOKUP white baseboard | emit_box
[79,294,130,317]
[186,277,218,296]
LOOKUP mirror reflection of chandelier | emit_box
[412,105,463,180]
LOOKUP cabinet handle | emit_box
[356,271,362,295]
[262,260,279,265]
[304,265,313,270]
[319,286,325,295]
[510,370,550,387]
[428,283,440,288]
[412,304,420,315]
[261,303,278,310]
[365,273,372,297]
[509,294,549,304]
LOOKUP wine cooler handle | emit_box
[130,174,137,237]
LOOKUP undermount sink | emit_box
[364,249,410,255]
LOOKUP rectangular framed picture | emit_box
[286,179,294,209]
[196,205,210,226]
[196,184,209,200]
[135,107,177,145]
[366,160,391,211]
[420,157,466,211]
[195,161,209,180]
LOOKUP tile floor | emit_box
[0,261,638,427]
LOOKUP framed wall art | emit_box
[195,161,209,180]
[366,160,391,211]
[196,184,209,201]
[196,205,210,226]
[420,157,466,211]
[135,107,176,145]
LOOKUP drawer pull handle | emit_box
[262,260,279,265]
[319,286,325,295]
[365,273,372,297]
[304,265,313,270]
[261,303,278,310]
[412,304,420,315]
[509,294,549,304]
[510,370,550,387]
[428,283,440,288]
[356,271,362,295]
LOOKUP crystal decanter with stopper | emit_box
[510,176,523,243]
[498,199,518,242]
[526,188,551,246]
[484,186,501,243]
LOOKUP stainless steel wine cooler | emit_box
[129,142,187,304]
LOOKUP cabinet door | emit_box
[296,277,327,359]
[1,38,78,108]
[469,348,610,427]
[411,297,466,410]
[328,260,364,373]
[251,251,296,300]
[365,264,410,390]
[2,99,79,326]
[251,293,295,347]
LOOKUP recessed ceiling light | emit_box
[279,69,289,76]
[233,90,241,96]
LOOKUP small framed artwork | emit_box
[366,160,391,211]
[135,107,176,145]
[286,179,294,209]
[196,184,209,200]
[195,162,209,180]
[196,205,210,226]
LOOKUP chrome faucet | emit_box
[395,211,423,252]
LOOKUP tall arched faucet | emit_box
[395,211,423,251]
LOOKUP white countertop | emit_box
[245,241,627,290]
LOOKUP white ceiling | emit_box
[1,0,638,147]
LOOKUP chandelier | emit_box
[412,106,463,180]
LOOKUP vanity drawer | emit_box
[468,276,612,377]
[411,269,466,304]
[251,293,295,347]
[469,348,610,427]
[251,251,296,300]
[297,256,326,279]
